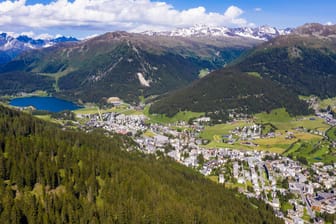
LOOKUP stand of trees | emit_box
[0,106,283,223]
[150,69,311,121]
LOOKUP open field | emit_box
[74,105,143,116]
[200,108,329,154]
[255,108,292,123]
[284,140,336,164]
[319,97,336,110]
[326,126,336,141]
[200,121,251,140]
[144,106,204,124]
[247,72,262,79]
[73,107,112,115]
[252,132,323,154]
[254,108,329,131]
[203,141,253,150]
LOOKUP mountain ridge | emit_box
[0,33,78,64]
[142,24,292,41]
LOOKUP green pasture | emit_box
[144,105,204,124]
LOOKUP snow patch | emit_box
[137,72,150,87]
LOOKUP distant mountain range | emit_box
[0,25,290,65]
[2,23,335,119]
[0,31,261,103]
[0,33,78,64]
[0,24,289,65]
[150,23,336,121]
[143,24,292,41]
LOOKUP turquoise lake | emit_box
[10,96,81,113]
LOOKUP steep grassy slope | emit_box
[0,106,283,223]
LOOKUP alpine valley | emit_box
[2,23,336,224]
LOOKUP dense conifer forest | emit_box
[0,106,283,223]
[150,69,311,121]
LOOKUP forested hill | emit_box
[0,106,283,224]
[150,24,336,120]
[150,69,310,121]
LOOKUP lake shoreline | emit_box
[10,96,82,113]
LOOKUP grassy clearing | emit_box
[253,132,322,154]
[207,176,219,183]
[255,108,329,133]
[203,141,251,150]
[284,140,336,164]
[200,108,328,154]
[34,115,64,125]
[143,130,156,138]
[144,106,204,124]
[73,107,102,115]
[200,121,251,140]
[200,120,287,153]
[73,105,143,116]
[203,140,285,153]
[286,118,330,131]
[326,126,336,141]
[225,182,246,189]
[38,67,75,92]
[257,109,327,129]
[255,108,292,123]
[281,202,294,211]
[198,69,210,78]
[319,97,336,109]
[246,72,262,79]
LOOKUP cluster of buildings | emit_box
[232,124,262,140]
[316,111,336,126]
[134,124,336,224]
[74,107,336,223]
[82,112,147,135]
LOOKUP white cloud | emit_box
[254,8,262,12]
[326,21,333,26]
[0,0,250,33]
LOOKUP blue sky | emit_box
[156,0,335,28]
[1,0,335,38]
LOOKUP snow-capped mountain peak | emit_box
[142,25,292,41]
[0,32,78,64]
[0,33,78,50]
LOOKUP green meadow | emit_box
[200,108,330,154]
[144,105,204,124]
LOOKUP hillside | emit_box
[150,69,310,121]
[0,32,260,104]
[235,23,336,98]
[150,24,336,120]
[0,106,282,223]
